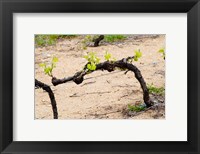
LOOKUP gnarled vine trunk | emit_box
[52,57,153,107]
[93,35,104,47]
[35,79,58,119]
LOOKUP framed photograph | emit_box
[0,0,200,153]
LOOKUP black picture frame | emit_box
[0,0,200,154]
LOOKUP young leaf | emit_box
[44,67,51,75]
[95,57,100,64]
[52,57,58,63]
[158,48,164,53]
[87,64,92,70]
[39,56,58,77]
[39,63,46,67]
[135,50,142,58]
[158,48,165,59]
[87,62,96,71]
[134,57,138,61]
[104,51,111,61]
[90,62,96,70]
[84,52,100,64]
[134,50,142,61]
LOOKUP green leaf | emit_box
[87,64,92,70]
[90,62,96,70]
[104,51,111,61]
[52,63,56,68]
[128,104,146,112]
[39,56,58,77]
[158,48,164,53]
[95,57,100,64]
[84,52,100,65]
[134,57,138,61]
[134,50,142,61]
[39,63,46,67]
[87,62,96,71]
[44,67,51,75]
[158,48,165,59]
[52,57,58,63]
[135,50,142,58]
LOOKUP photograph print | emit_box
[35,34,165,119]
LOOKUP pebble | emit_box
[152,62,157,67]
[47,54,51,58]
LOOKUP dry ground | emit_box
[35,35,165,119]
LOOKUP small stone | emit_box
[47,54,51,58]
[152,62,157,67]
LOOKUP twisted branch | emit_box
[93,35,104,47]
[52,57,153,107]
[35,79,58,119]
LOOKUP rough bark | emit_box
[35,79,58,119]
[52,57,153,107]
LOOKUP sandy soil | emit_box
[35,35,165,119]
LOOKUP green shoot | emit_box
[158,48,165,59]
[87,62,96,71]
[104,51,111,61]
[104,51,117,62]
[127,49,142,63]
[39,56,58,77]
[128,104,146,112]
[134,49,142,61]
[84,52,100,71]
[147,83,165,95]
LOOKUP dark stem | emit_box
[128,63,151,106]
[51,56,153,107]
[35,79,58,119]
[93,35,104,47]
